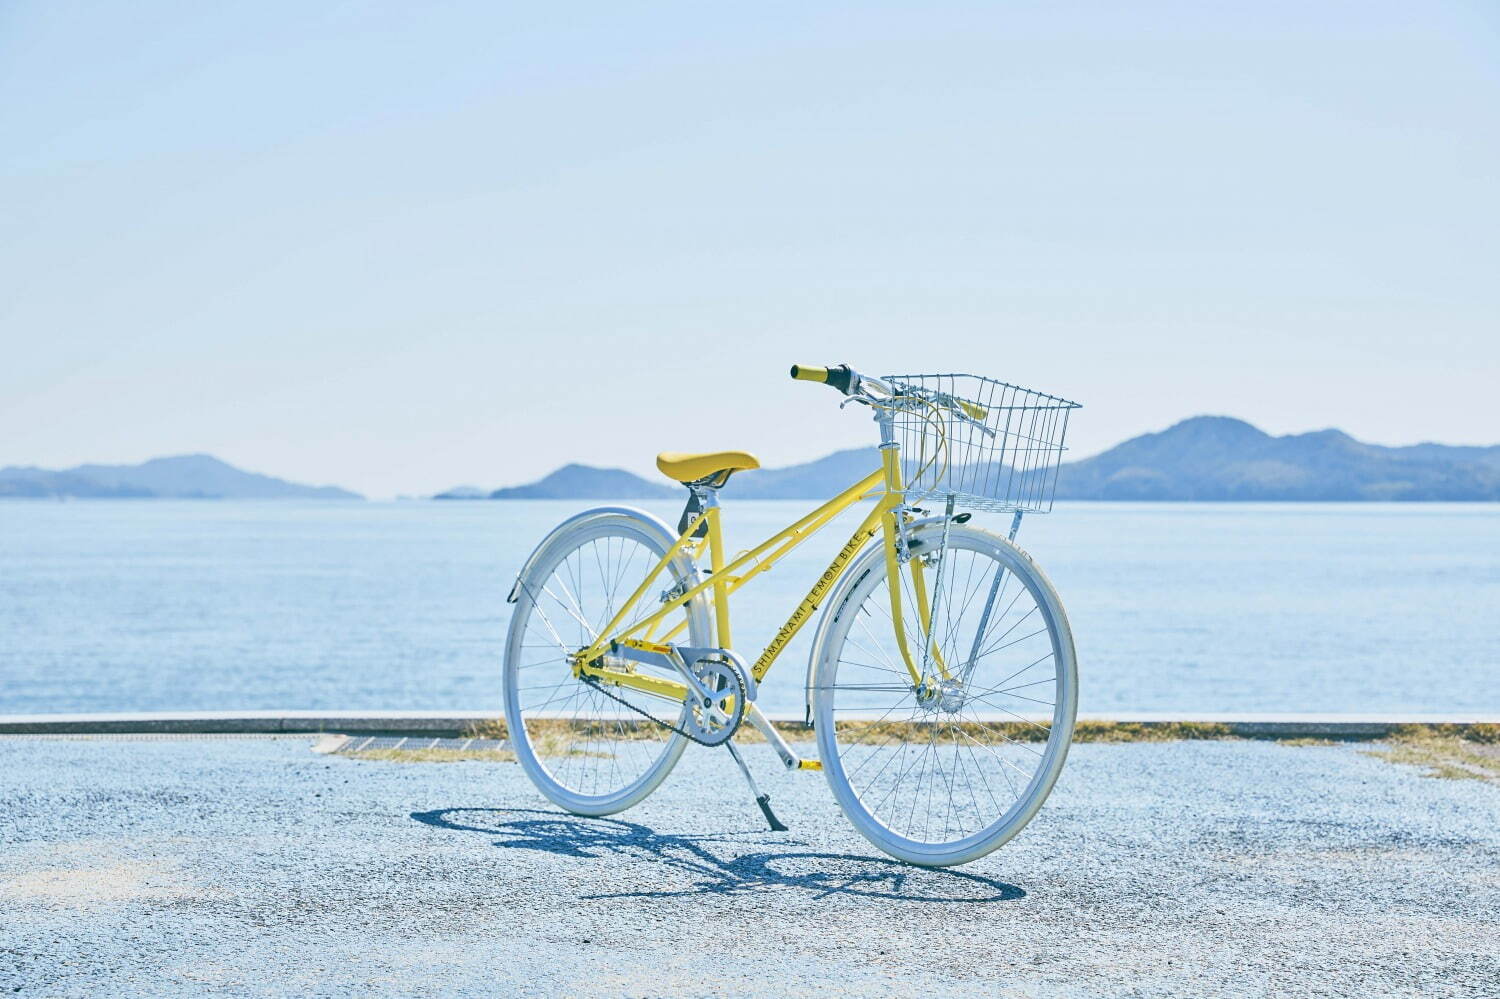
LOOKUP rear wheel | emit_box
[811,523,1077,866]
[502,508,710,815]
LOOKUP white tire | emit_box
[811,523,1077,866]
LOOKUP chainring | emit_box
[685,659,747,746]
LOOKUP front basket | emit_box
[883,372,1081,514]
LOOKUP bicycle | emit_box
[503,364,1080,866]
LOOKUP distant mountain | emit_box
[432,485,489,500]
[0,455,361,500]
[487,464,676,500]
[461,451,884,502]
[733,448,882,498]
[458,418,1500,502]
[1056,416,1500,500]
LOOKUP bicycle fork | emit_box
[960,509,1024,683]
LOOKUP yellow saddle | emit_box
[655,450,761,484]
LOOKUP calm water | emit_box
[1,500,1496,716]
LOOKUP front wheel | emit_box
[811,523,1077,866]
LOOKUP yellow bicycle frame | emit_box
[571,447,948,706]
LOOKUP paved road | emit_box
[2,736,1496,997]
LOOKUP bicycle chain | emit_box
[515,573,743,747]
[580,664,744,747]
[579,674,714,745]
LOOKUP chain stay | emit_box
[581,659,745,747]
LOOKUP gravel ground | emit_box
[1,735,1497,998]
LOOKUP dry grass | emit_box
[353,747,516,764]
[1072,720,1237,743]
[467,715,815,746]
[731,721,810,744]
[460,718,628,759]
[451,716,1500,774]
[1363,724,1500,784]
[461,716,1237,745]
[821,720,1235,744]
[464,718,508,740]
[466,717,659,747]
[1389,723,1500,744]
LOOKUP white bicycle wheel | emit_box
[811,523,1077,866]
[503,507,710,816]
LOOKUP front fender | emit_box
[800,520,961,724]
[800,531,892,724]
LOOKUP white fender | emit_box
[507,505,691,603]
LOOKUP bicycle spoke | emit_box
[819,528,1071,856]
[508,523,694,805]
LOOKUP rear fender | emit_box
[507,506,696,603]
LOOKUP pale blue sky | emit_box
[3,1,1496,497]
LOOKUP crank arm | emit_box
[669,651,717,705]
[742,704,822,772]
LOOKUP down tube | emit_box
[750,502,887,683]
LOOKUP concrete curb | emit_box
[0,711,493,737]
[1,711,1496,739]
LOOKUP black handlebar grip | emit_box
[790,364,855,395]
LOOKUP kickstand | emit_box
[724,740,788,832]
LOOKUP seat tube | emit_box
[702,491,732,649]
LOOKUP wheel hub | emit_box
[915,677,967,714]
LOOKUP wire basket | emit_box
[882,372,1081,514]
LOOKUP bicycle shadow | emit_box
[412,807,1025,903]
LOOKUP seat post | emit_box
[677,488,709,539]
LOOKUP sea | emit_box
[2,500,1496,717]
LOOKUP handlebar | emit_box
[790,362,903,403]
[790,363,857,395]
[791,363,992,430]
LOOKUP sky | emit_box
[2,1,1497,498]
